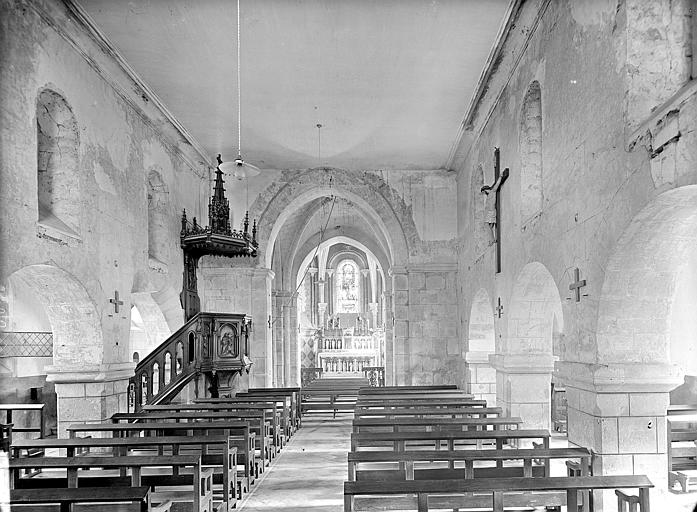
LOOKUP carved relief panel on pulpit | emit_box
[218,323,239,358]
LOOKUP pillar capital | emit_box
[555,361,682,394]
[308,267,318,277]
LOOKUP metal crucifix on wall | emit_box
[481,148,510,274]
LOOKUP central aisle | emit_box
[239,414,352,511]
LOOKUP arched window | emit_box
[519,81,542,224]
[37,89,80,234]
[335,260,360,313]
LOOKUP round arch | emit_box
[507,261,564,356]
[7,264,103,367]
[251,168,413,268]
[596,185,697,400]
[500,261,564,430]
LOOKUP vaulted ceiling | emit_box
[79,0,508,171]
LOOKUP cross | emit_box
[109,290,124,313]
[482,147,509,273]
[569,268,587,302]
[495,297,504,318]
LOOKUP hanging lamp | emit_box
[220,0,260,179]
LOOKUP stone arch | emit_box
[252,168,413,269]
[151,285,185,333]
[596,185,697,403]
[36,88,80,234]
[3,271,56,434]
[147,169,170,265]
[6,265,102,367]
[500,261,563,430]
[467,288,496,404]
[129,292,171,361]
[507,262,563,356]
[519,81,543,223]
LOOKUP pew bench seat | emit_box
[9,455,216,512]
[344,475,653,512]
[11,486,153,512]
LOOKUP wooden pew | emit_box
[667,413,697,492]
[348,447,592,481]
[146,402,282,456]
[355,398,486,410]
[9,455,215,512]
[1,422,12,452]
[11,435,239,507]
[350,429,551,459]
[358,385,459,394]
[195,398,289,447]
[343,475,653,512]
[11,486,153,512]
[245,387,302,430]
[356,391,474,400]
[354,406,502,419]
[66,421,257,490]
[233,394,295,439]
[302,378,369,417]
[111,410,271,470]
[352,415,523,433]
[0,403,45,438]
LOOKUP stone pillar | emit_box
[389,267,408,385]
[308,267,318,326]
[287,294,299,386]
[46,363,133,438]
[317,302,327,329]
[198,258,274,387]
[279,290,293,386]
[326,269,334,316]
[382,290,394,384]
[465,351,496,405]
[361,269,370,319]
[557,361,681,501]
[489,353,554,432]
[271,290,283,385]
[369,302,379,332]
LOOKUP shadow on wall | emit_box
[671,375,697,405]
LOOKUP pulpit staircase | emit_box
[128,312,252,412]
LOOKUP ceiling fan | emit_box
[219,0,260,179]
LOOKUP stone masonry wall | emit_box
[0,0,209,430]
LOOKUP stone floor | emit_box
[239,413,697,512]
[238,413,351,511]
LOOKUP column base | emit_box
[45,362,134,438]
[490,353,554,431]
[556,361,683,497]
[465,351,496,405]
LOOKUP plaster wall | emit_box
[0,0,209,429]
[454,0,697,498]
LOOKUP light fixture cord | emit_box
[317,123,322,167]
[237,0,242,158]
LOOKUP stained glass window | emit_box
[336,260,360,313]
